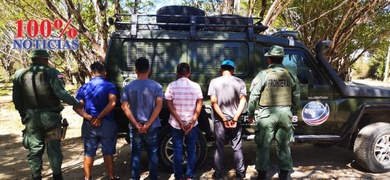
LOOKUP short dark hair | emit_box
[90,61,106,73]
[221,65,234,71]
[135,57,150,73]
[176,62,190,76]
[269,56,284,64]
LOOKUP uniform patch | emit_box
[302,101,330,126]
[57,74,64,79]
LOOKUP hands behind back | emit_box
[181,121,194,135]
[91,117,102,127]
[223,119,237,128]
[136,123,147,134]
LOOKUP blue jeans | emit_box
[129,127,159,180]
[171,126,198,179]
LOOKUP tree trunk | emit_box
[263,0,291,30]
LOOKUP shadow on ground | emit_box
[1,133,390,180]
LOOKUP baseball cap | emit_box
[29,49,51,58]
[264,45,285,57]
[221,60,235,69]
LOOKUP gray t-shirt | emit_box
[121,79,163,129]
[208,75,247,120]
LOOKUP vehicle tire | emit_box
[156,5,205,30]
[204,14,247,32]
[158,125,208,172]
[354,122,390,172]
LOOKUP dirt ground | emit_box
[1,95,390,180]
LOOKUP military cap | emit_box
[265,45,285,57]
[29,49,51,58]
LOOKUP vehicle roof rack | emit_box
[109,13,269,39]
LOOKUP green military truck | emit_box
[105,6,390,173]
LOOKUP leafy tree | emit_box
[0,0,155,84]
[240,0,390,80]
[0,0,41,81]
[279,0,390,79]
[2,0,390,83]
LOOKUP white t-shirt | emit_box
[165,77,203,129]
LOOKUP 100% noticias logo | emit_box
[13,19,79,50]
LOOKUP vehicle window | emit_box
[264,47,322,85]
[188,42,249,75]
[282,50,323,85]
[121,40,182,73]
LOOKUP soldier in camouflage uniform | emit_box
[248,45,300,180]
[12,49,81,180]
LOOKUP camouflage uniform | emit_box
[12,50,80,180]
[248,46,300,179]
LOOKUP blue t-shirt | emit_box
[121,79,163,129]
[75,77,118,121]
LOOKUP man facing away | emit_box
[12,49,81,180]
[121,57,163,180]
[248,45,300,180]
[165,62,203,180]
[208,60,247,180]
[73,61,119,180]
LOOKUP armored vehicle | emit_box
[105,6,390,173]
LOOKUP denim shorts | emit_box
[82,119,118,156]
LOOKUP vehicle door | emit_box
[280,48,337,135]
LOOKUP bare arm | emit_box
[183,98,203,135]
[166,99,183,125]
[144,97,163,129]
[87,93,117,126]
[233,95,246,121]
[210,95,227,121]
[192,99,203,123]
[73,100,93,121]
[121,101,138,126]
[96,94,116,119]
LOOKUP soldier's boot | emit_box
[257,171,267,180]
[279,170,290,180]
[53,173,63,180]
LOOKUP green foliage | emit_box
[1,0,390,82]
[65,84,79,95]
[352,59,370,79]
[182,0,223,15]
[368,47,389,80]
[276,0,390,78]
